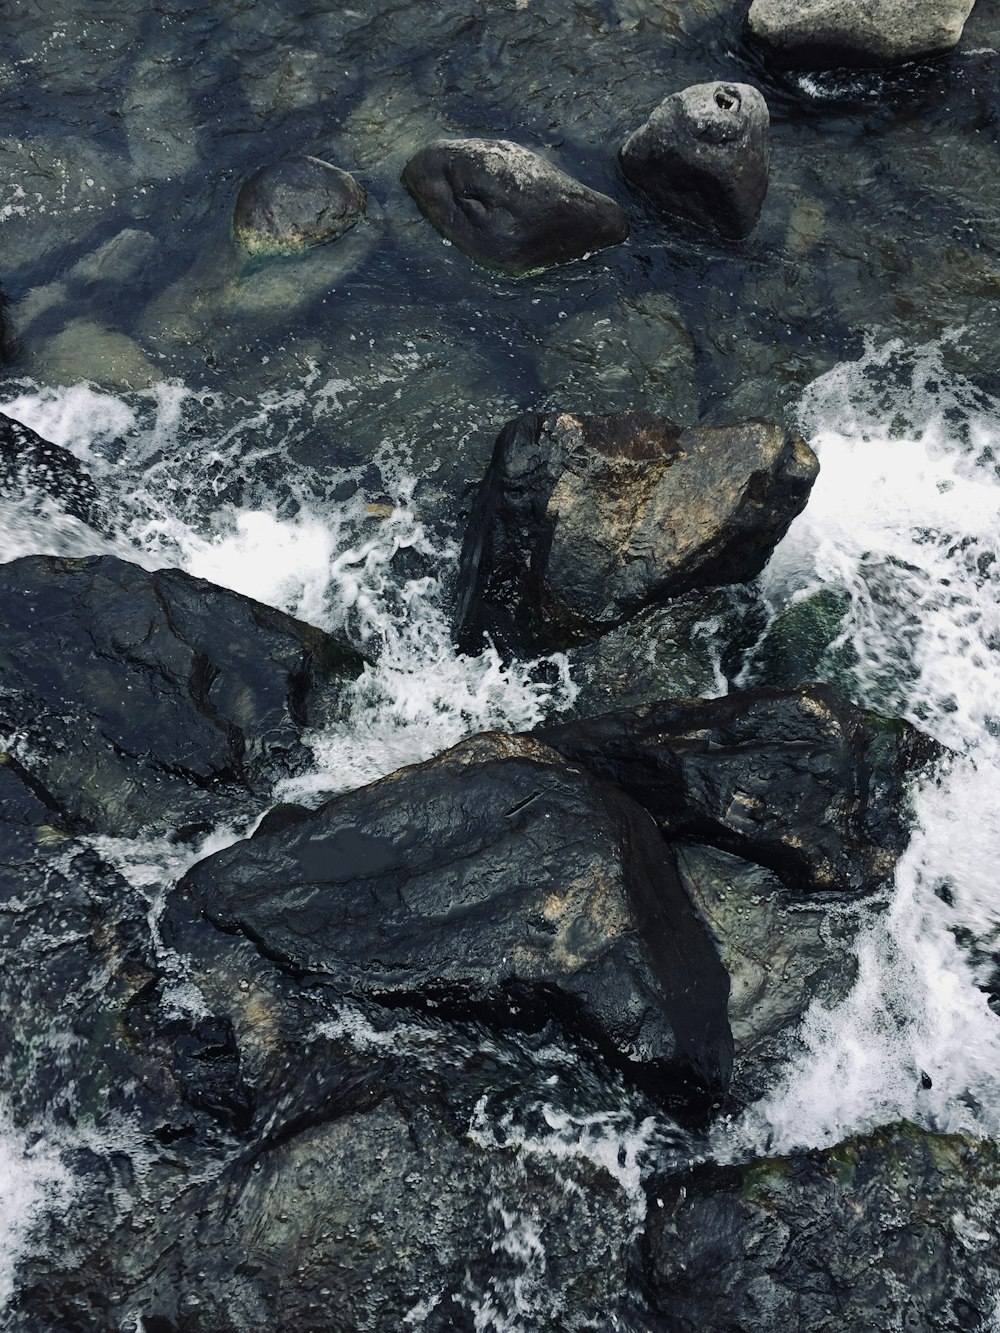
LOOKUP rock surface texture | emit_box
[401,138,629,275]
[746,0,977,68]
[234,155,367,256]
[169,731,733,1102]
[0,412,101,524]
[644,1124,1000,1331]
[620,82,770,239]
[0,555,364,836]
[455,410,818,654]
[538,685,938,894]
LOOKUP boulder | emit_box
[643,1124,1000,1330]
[167,731,733,1104]
[401,137,629,275]
[537,685,940,894]
[561,587,755,720]
[620,82,770,239]
[0,752,170,1140]
[746,0,977,68]
[674,843,863,1102]
[234,155,367,257]
[0,412,101,525]
[455,410,818,655]
[0,555,365,837]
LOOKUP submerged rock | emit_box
[0,555,365,837]
[0,412,101,524]
[455,410,817,655]
[401,138,629,275]
[169,731,733,1104]
[746,0,977,68]
[234,155,367,257]
[643,1124,1000,1330]
[538,685,940,894]
[620,82,770,239]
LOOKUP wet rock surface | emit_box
[674,843,864,1102]
[538,685,939,894]
[747,0,978,69]
[456,410,818,655]
[167,730,733,1103]
[643,1123,1000,1331]
[401,138,629,275]
[0,413,101,525]
[0,554,365,837]
[233,155,367,257]
[621,81,770,239]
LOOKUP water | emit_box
[3,338,1000,1322]
[1,0,1000,1320]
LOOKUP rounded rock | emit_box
[620,82,770,240]
[233,155,367,257]
[401,137,629,275]
[746,0,977,68]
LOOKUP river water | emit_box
[1,0,1000,1324]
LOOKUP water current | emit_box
[1,337,1000,1323]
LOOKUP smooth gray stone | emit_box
[621,82,770,239]
[402,137,629,275]
[747,0,977,68]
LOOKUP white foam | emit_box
[723,339,1000,1155]
[0,379,577,798]
[0,1115,73,1309]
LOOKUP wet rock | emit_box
[401,138,629,275]
[169,731,733,1104]
[746,0,977,68]
[0,752,158,1130]
[537,685,940,894]
[0,555,365,837]
[562,588,756,720]
[455,410,818,655]
[674,844,863,1101]
[234,155,367,257]
[621,82,770,239]
[0,413,101,524]
[643,1124,1000,1330]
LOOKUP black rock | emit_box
[0,554,365,837]
[746,0,977,69]
[537,685,940,894]
[234,155,367,256]
[455,410,818,655]
[401,137,629,275]
[0,412,101,525]
[168,731,733,1104]
[621,82,770,239]
[643,1124,1000,1330]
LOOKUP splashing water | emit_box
[0,377,577,798]
[724,339,1000,1155]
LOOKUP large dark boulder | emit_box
[620,82,770,240]
[401,137,629,275]
[0,412,101,525]
[537,685,940,895]
[455,410,818,655]
[167,731,733,1104]
[746,0,977,68]
[234,155,367,256]
[643,1124,1000,1330]
[0,555,365,837]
